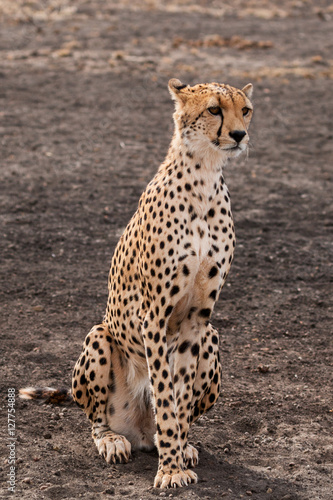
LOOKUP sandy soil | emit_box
[1,1,332,499]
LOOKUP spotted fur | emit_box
[71,79,254,489]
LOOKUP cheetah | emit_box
[21,79,253,489]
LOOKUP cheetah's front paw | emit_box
[184,443,199,468]
[154,468,198,489]
[95,433,131,464]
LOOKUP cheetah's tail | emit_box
[19,387,73,405]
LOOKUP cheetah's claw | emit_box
[154,468,198,489]
[95,434,131,464]
[184,443,199,468]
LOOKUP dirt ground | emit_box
[1,1,332,499]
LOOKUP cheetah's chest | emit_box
[191,200,235,269]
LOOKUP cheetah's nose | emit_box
[229,130,246,143]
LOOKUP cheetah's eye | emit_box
[242,107,251,116]
[208,106,221,116]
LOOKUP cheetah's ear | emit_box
[242,83,253,100]
[168,79,190,104]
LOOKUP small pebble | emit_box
[40,483,52,491]
[258,365,270,373]
[102,487,115,495]
[267,487,273,493]
[22,477,32,484]
[32,305,44,312]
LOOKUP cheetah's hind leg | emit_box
[72,323,132,464]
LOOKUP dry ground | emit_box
[1,1,332,499]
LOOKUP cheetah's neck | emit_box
[160,132,230,217]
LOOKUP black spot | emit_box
[212,335,219,345]
[191,343,200,356]
[154,359,161,370]
[165,305,173,317]
[76,390,82,399]
[158,382,165,392]
[199,308,211,318]
[178,341,190,354]
[89,370,95,381]
[209,393,216,403]
[92,341,99,350]
[100,357,107,365]
[208,208,215,217]
[182,264,190,276]
[209,290,217,300]
[154,332,160,343]
[170,285,180,297]
[209,266,218,279]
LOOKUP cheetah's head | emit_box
[169,79,253,161]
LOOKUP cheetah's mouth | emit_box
[224,143,248,157]
[225,144,245,152]
[212,140,247,155]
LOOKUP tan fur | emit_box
[72,79,253,488]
